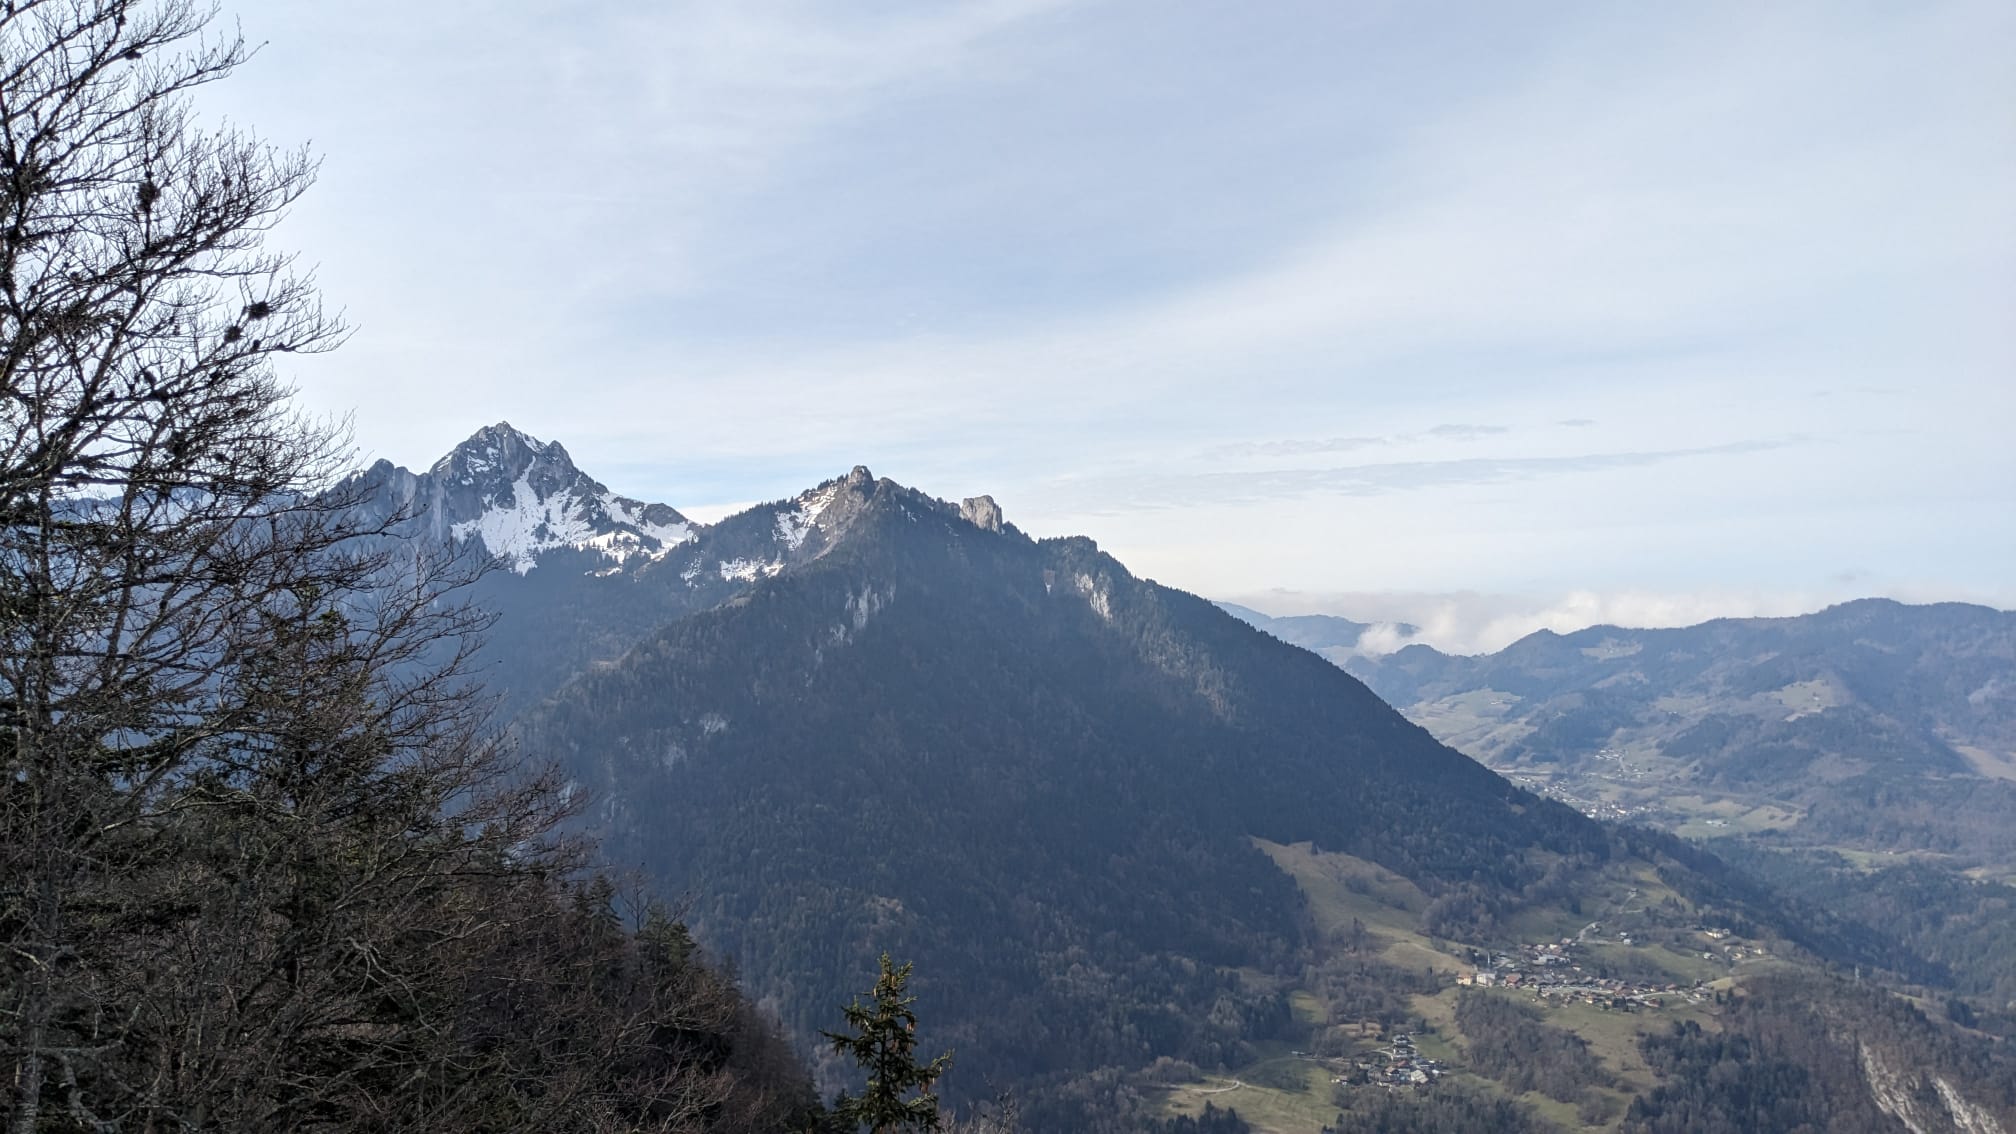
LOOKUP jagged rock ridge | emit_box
[346,422,697,574]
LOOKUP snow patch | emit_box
[607,493,694,551]
[451,475,573,574]
[775,485,839,551]
[450,476,696,574]
[719,557,784,582]
[699,713,729,736]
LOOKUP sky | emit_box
[207,0,2013,652]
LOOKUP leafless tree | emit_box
[0,4,814,1131]
[1,0,368,1126]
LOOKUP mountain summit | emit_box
[349,423,697,574]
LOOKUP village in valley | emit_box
[1259,920,1745,1101]
[1454,938,1713,1012]
[1368,933,1730,1093]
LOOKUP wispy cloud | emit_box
[1425,424,1511,441]
[1205,435,1390,459]
[1048,439,1790,512]
[1203,423,1509,460]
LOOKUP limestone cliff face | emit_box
[959,494,1004,532]
[1860,1043,2008,1134]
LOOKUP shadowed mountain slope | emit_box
[515,475,1611,1093]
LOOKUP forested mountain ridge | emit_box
[1342,599,2014,762]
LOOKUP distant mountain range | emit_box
[1241,601,2016,871]
[337,424,2016,1133]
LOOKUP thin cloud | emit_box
[1205,423,1509,460]
[1205,435,1389,459]
[1425,423,1511,440]
[1056,439,1790,512]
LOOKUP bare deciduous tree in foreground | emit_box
[1,3,820,1130]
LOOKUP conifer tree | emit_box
[825,954,954,1133]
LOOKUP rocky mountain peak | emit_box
[348,424,698,575]
[429,422,572,491]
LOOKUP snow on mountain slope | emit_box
[348,422,699,574]
[652,466,880,587]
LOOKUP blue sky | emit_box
[213,0,2013,649]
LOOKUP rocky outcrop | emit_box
[959,494,1004,532]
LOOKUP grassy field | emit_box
[1250,839,1473,977]
[1952,743,2016,781]
[1288,989,1324,1027]
[1253,840,1427,930]
[1158,1056,1338,1134]
[1663,793,1804,839]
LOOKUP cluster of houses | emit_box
[1500,770,1650,823]
[1329,1033,1447,1090]
[1454,940,1705,1010]
[1315,919,1745,1100]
